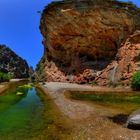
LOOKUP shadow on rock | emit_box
[126,109,140,130]
[127,124,140,130]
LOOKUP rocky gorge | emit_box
[1,1,140,139]
[0,45,29,78]
[37,0,140,86]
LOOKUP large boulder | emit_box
[0,45,29,78]
[126,109,140,129]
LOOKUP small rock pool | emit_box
[66,90,140,126]
[0,83,71,140]
[67,90,140,113]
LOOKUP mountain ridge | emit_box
[0,45,29,78]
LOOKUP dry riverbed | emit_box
[41,82,140,140]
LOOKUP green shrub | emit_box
[0,72,11,82]
[131,71,140,90]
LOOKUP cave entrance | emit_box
[79,53,112,71]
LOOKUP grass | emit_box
[69,91,140,103]
[68,91,140,113]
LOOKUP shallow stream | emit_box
[0,83,71,140]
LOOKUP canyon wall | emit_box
[0,45,29,78]
[38,0,140,85]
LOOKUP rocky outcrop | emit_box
[0,45,29,78]
[38,0,140,85]
[97,31,140,85]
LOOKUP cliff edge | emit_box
[38,0,140,86]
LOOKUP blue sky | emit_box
[0,0,140,68]
[0,0,53,68]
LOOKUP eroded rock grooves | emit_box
[38,0,140,85]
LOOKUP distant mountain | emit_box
[0,45,29,78]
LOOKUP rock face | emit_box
[126,109,140,129]
[38,0,140,85]
[97,31,140,85]
[0,45,29,78]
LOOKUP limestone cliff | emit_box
[0,45,29,78]
[38,0,140,85]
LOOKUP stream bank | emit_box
[0,79,27,94]
[1,81,140,140]
[41,82,140,140]
[0,82,74,140]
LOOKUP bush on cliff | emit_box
[0,72,11,82]
[131,71,140,90]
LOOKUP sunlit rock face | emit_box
[0,45,29,78]
[39,0,140,85]
[97,31,140,85]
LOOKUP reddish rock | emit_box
[37,0,140,86]
[97,31,140,85]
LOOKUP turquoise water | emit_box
[0,85,47,139]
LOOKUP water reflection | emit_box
[0,84,45,139]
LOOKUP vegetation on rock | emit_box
[0,45,29,78]
[0,72,11,82]
[131,71,140,90]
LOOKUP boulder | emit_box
[126,109,140,129]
